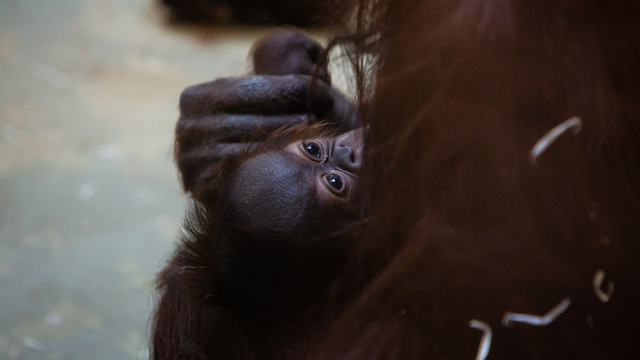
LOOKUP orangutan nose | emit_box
[333,128,363,173]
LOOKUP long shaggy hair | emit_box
[321,0,640,359]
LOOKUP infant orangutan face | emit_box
[287,128,362,203]
[226,128,363,240]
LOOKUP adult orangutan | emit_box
[318,0,640,359]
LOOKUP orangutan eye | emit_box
[302,141,323,160]
[326,173,344,191]
[320,171,354,199]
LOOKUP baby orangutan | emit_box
[151,31,362,359]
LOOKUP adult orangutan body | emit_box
[320,0,640,359]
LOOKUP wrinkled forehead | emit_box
[226,150,317,237]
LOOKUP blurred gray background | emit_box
[0,0,341,359]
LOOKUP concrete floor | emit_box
[0,1,343,359]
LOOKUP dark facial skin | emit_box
[226,128,363,241]
[251,30,331,84]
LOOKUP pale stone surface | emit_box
[0,0,346,359]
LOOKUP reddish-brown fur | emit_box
[320,0,640,359]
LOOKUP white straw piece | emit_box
[502,297,571,327]
[530,117,582,165]
[469,320,492,360]
[593,269,614,303]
